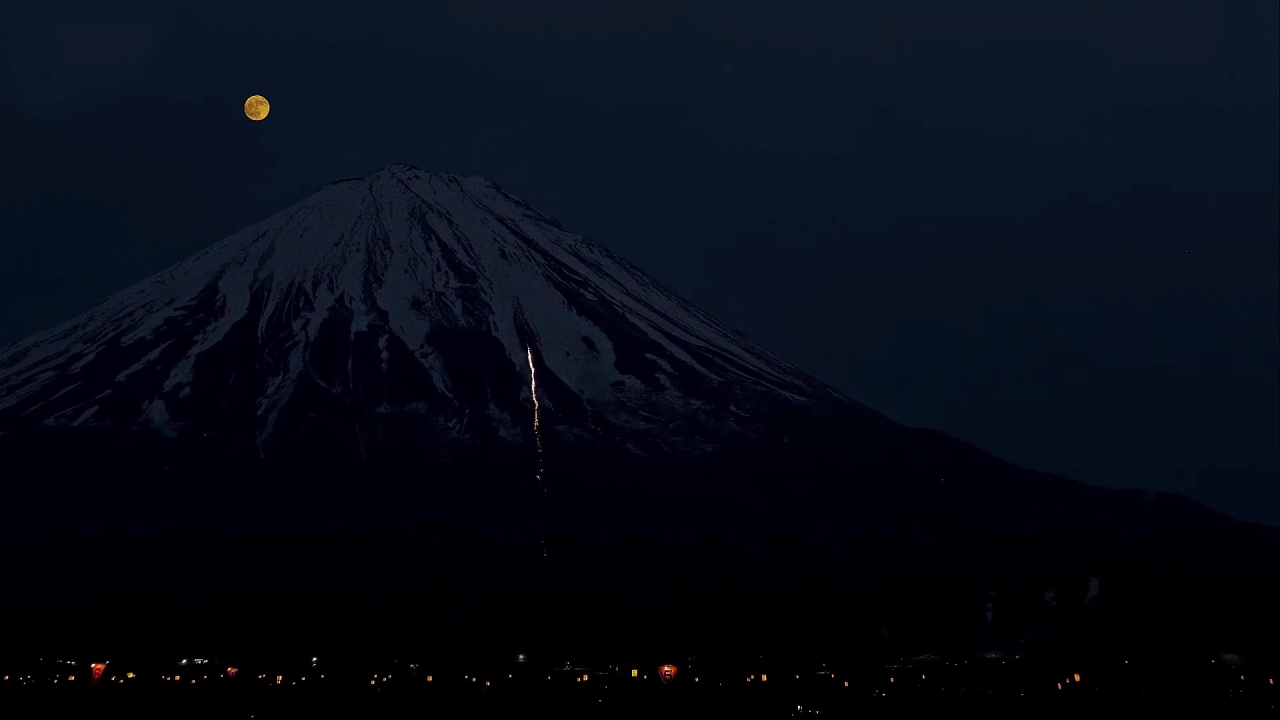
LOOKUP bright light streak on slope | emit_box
[528,346,547,558]
[527,346,545,491]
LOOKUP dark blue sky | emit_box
[1,0,1276,523]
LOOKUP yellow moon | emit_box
[244,95,270,121]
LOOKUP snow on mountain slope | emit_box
[0,165,848,457]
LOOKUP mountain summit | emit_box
[0,164,849,458]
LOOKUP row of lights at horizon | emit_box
[6,676,1276,692]
[21,671,1274,688]
[7,668,1276,688]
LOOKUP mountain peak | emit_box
[0,170,844,458]
[325,164,492,190]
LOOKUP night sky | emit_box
[1,1,1276,524]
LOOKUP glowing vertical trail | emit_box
[527,346,545,492]
[527,346,548,558]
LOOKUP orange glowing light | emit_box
[276,676,282,684]
[632,669,638,678]
[659,665,678,684]
[227,668,238,678]
[427,676,433,682]
[486,680,491,686]
[1058,682,1063,690]
[583,674,588,682]
[1074,673,1081,682]
[68,675,75,682]
[761,674,768,682]
[91,663,106,683]
[371,680,375,685]
[126,673,135,679]
[844,681,849,687]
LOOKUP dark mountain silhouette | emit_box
[0,165,1274,659]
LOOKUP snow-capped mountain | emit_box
[4,166,1276,657]
[0,164,851,458]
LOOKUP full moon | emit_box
[244,95,270,121]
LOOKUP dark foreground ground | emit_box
[3,427,1277,717]
[1,655,1275,718]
